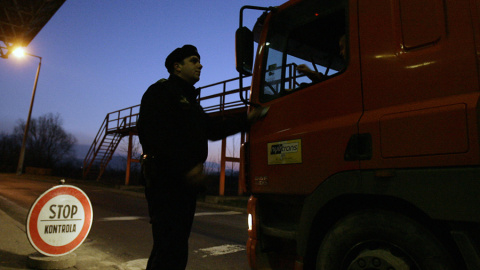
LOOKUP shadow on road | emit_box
[0,249,29,269]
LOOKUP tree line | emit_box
[1,113,243,191]
[0,113,77,174]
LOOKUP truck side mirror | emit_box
[236,27,254,75]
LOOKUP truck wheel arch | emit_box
[315,209,458,270]
[298,169,474,269]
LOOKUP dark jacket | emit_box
[137,74,247,179]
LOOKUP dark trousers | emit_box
[145,185,197,270]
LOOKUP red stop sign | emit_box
[26,185,93,256]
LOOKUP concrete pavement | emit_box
[0,206,36,269]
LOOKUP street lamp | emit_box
[5,47,43,175]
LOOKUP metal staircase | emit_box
[82,105,139,180]
[83,74,259,187]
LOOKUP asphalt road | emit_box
[0,174,250,270]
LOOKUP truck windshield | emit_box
[260,0,347,102]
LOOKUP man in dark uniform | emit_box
[137,45,262,270]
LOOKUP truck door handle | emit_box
[344,133,372,161]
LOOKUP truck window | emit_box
[260,1,347,103]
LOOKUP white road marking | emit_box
[97,216,147,222]
[196,244,246,258]
[122,258,148,270]
[194,211,242,217]
[97,211,241,222]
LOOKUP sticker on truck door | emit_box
[267,139,302,165]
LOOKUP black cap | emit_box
[165,45,200,73]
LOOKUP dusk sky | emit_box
[0,0,281,159]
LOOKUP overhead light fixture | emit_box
[12,47,26,58]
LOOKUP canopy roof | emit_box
[0,0,65,56]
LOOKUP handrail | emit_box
[83,74,252,179]
[105,105,140,132]
[198,75,251,114]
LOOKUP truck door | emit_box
[248,0,364,195]
[357,0,480,170]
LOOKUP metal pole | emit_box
[125,132,133,186]
[16,55,42,175]
[219,137,227,196]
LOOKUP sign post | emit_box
[26,184,93,257]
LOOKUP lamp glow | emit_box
[12,47,26,58]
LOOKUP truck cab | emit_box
[238,0,480,269]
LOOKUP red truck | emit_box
[236,0,480,269]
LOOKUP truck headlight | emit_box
[248,213,253,231]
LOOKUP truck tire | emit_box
[316,209,457,270]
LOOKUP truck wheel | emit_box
[316,209,457,270]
